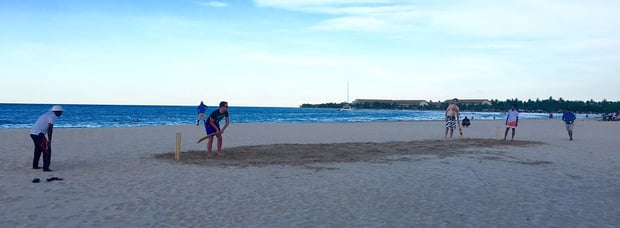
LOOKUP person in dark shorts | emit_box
[205,101,230,157]
[462,116,470,128]
[30,105,63,172]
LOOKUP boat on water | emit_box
[340,81,353,111]
[340,104,352,111]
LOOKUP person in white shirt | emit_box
[504,104,519,140]
[30,105,63,172]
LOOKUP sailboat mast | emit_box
[340,81,352,111]
[346,81,350,103]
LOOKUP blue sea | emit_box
[0,103,569,129]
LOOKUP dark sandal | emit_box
[46,177,64,182]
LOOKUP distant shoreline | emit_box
[0,104,610,129]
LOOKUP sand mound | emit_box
[155,138,544,168]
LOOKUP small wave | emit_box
[0,104,578,129]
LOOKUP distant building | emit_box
[392,100,429,106]
[352,99,393,104]
[350,98,491,108]
[444,99,492,106]
[353,99,429,106]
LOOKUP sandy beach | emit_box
[1,119,619,227]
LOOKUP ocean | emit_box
[0,103,566,129]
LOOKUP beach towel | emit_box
[40,136,49,154]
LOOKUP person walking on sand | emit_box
[444,98,460,139]
[206,101,230,157]
[562,108,577,141]
[30,105,63,172]
[504,104,519,140]
[196,101,208,126]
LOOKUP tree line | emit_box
[301,97,620,113]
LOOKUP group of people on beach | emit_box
[196,101,230,158]
[444,98,577,141]
[602,112,619,121]
[30,99,578,171]
[27,102,230,172]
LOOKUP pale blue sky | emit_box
[1,0,619,107]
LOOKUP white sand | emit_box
[1,119,619,227]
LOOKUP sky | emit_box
[1,0,619,107]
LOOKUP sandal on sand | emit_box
[46,177,64,182]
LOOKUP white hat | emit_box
[51,105,64,112]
